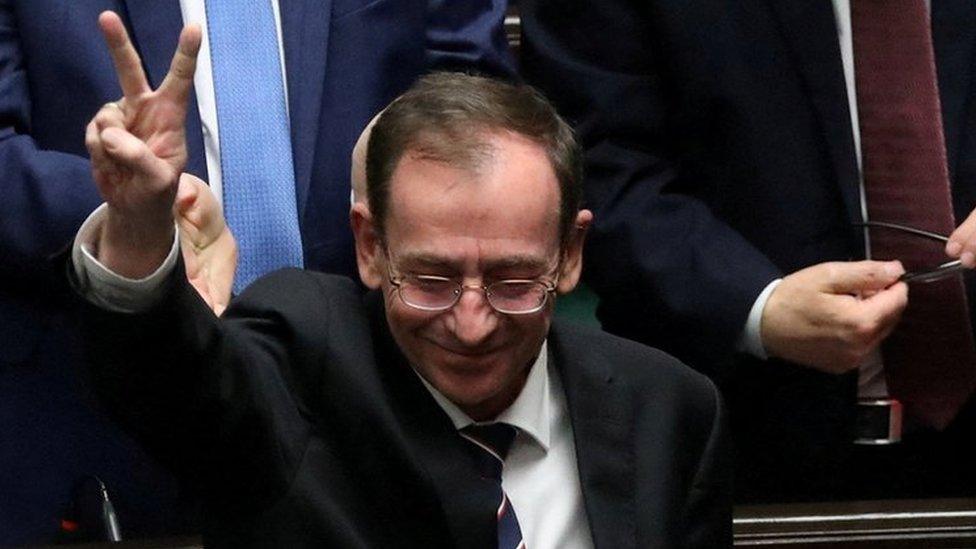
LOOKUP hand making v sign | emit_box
[84,11,201,280]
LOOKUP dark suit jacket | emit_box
[78,267,731,548]
[521,0,976,501]
[0,0,512,542]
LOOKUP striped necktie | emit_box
[460,423,526,549]
[206,0,304,293]
[853,0,976,429]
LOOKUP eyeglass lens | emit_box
[398,276,550,313]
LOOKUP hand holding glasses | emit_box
[855,221,967,283]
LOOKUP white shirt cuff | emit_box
[71,203,181,313]
[737,278,782,360]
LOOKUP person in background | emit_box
[521,0,976,502]
[0,0,513,542]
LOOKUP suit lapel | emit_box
[549,323,635,549]
[365,293,495,549]
[932,0,976,181]
[764,0,861,226]
[404,398,497,549]
[278,0,333,218]
[120,1,207,180]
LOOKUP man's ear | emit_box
[350,202,384,289]
[556,209,593,295]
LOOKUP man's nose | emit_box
[448,286,499,346]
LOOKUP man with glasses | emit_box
[67,24,730,545]
[1,0,513,542]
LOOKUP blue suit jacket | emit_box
[0,0,512,543]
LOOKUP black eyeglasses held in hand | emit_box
[854,221,965,283]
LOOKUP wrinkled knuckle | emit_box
[171,61,193,81]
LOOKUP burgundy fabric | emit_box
[853,0,976,428]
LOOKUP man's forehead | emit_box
[389,130,556,191]
[391,249,556,271]
[383,131,563,266]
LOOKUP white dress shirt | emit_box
[71,208,595,548]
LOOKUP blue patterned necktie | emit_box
[206,0,304,293]
[460,423,526,549]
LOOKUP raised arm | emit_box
[75,13,305,500]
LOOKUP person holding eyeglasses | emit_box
[522,0,976,502]
[67,31,732,546]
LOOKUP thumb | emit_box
[821,260,904,294]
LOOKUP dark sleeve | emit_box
[425,0,516,79]
[681,380,732,548]
[76,264,337,510]
[0,1,102,283]
[520,0,780,370]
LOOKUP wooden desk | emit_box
[31,499,976,547]
[734,498,976,547]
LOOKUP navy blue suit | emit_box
[522,0,976,501]
[0,0,512,543]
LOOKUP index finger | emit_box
[98,11,150,100]
[157,24,202,102]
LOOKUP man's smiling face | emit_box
[370,131,572,420]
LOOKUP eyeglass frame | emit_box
[384,253,559,315]
[853,221,966,283]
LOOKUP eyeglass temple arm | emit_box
[852,221,950,242]
[900,259,965,283]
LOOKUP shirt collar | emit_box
[418,342,552,452]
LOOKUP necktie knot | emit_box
[460,423,518,480]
